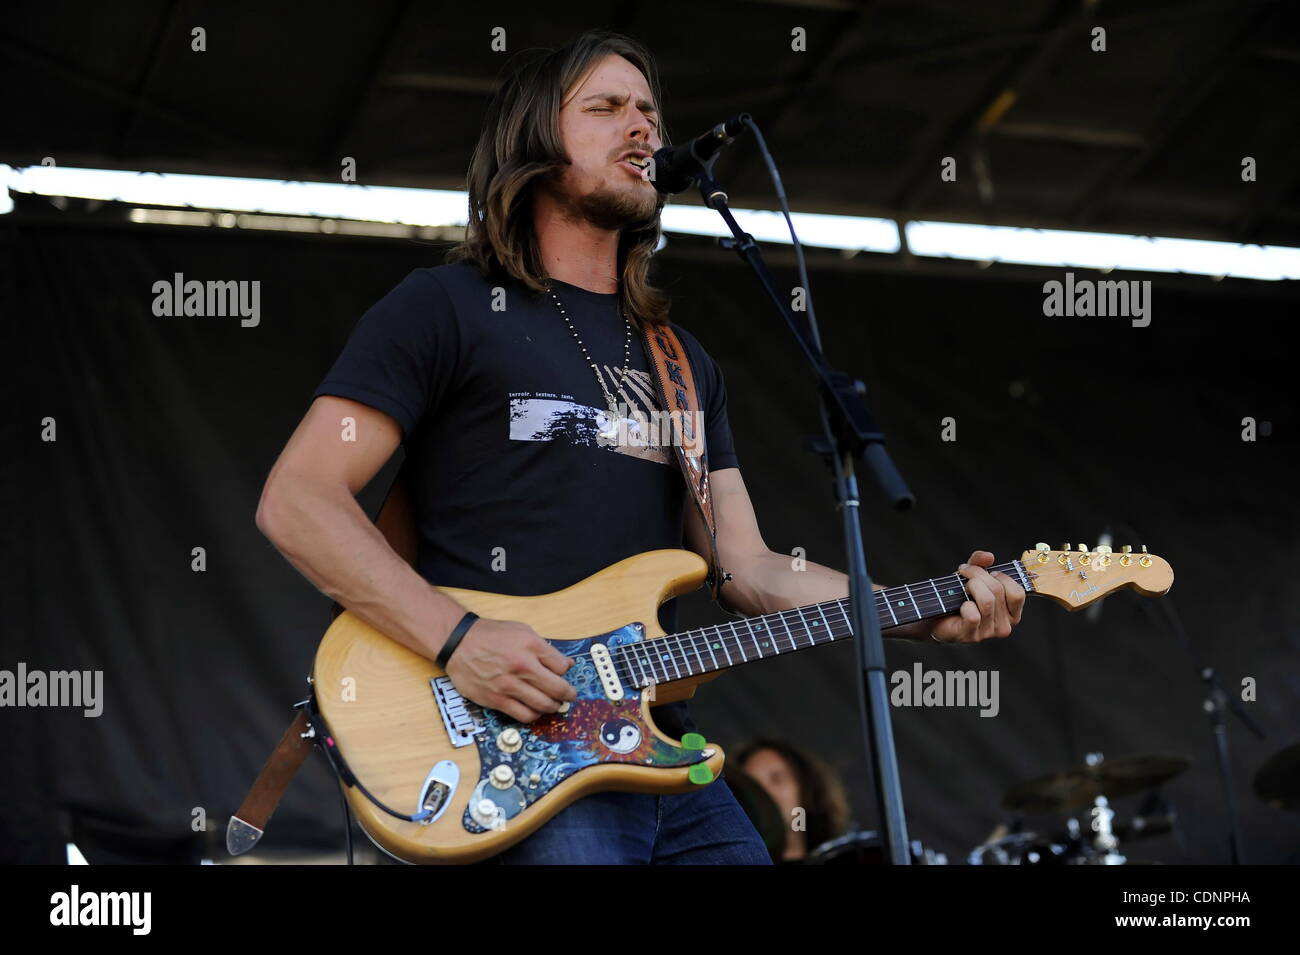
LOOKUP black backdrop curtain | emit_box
[7,218,1298,863]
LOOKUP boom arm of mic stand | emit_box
[695,168,915,863]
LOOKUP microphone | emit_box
[1085,527,1113,623]
[649,114,751,195]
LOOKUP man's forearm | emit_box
[725,551,930,641]
[256,478,467,660]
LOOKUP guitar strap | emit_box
[638,322,732,603]
[227,467,414,857]
[230,322,733,855]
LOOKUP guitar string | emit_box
[629,558,1043,672]
[507,557,1148,691]
[605,559,1111,686]
[603,557,1151,689]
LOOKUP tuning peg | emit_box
[1078,543,1089,552]
[1035,543,1050,551]
[1096,545,1112,555]
[1140,545,1152,568]
[1061,543,1070,552]
[1121,545,1132,553]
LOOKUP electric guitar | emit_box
[311,544,1173,863]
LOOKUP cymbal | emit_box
[1003,754,1190,813]
[1254,741,1300,811]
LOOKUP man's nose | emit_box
[626,118,655,144]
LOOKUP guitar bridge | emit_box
[430,676,484,748]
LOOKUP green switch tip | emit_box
[688,763,715,785]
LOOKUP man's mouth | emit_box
[618,154,652,179]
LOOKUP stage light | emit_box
[6,164,1298,280]
[905,221,1300,282]
[3,164,466,227]
[661,204,902,254]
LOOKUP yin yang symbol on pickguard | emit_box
[599,718,641,754]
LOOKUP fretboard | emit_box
[613,560,1035,689]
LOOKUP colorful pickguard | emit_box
[460,623,707,833]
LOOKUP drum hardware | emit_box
[973,752,1191,865]
[806,830,947,865]
[1001,752,1189,814]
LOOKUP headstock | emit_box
[1020,543,1173,611]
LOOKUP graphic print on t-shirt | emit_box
[508,363,686,467]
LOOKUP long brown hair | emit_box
[447,29,672,330]
[736,738,852,851]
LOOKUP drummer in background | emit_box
[737,738,851,862]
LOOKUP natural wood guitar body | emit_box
[312,549,726,864]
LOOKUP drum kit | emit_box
[797,752,1186,866]
[736,741,1300,864]
[967,752,1185,865]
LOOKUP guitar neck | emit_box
[617,560,1036,689]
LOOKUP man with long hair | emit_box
[738,739,852,862]
[256,29,1026,864]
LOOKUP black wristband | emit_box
[436,611,479,669]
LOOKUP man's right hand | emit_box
[443,618,577,723]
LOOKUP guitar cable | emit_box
[336,773,355,866]
[296,693,434,865]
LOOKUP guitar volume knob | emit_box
[490,765,516,789]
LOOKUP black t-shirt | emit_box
[312,262,739,738]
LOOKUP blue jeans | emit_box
[480,777,773,865]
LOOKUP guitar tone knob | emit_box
[471,798,504,829]
[497,728,522,753]
[490,765,516,789]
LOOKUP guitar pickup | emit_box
[590,643,624,701]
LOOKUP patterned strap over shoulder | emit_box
[639,323,732,604]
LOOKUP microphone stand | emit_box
[682,160,916,864]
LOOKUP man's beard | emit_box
[547,172,661,231]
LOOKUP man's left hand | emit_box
[929,550,1026,644]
